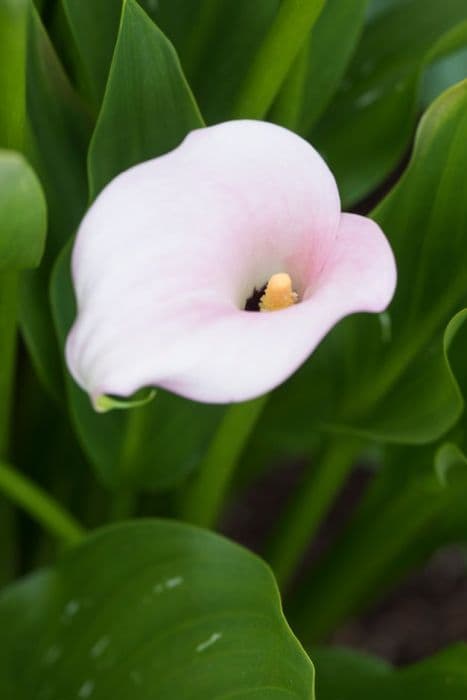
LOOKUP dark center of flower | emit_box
[244,283,267,311]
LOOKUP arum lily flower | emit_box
[66,120,396,408]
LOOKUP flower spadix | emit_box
[66,120,396,408]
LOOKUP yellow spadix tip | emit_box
[259,272,298,312]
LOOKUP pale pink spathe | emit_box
[66,120,396,406]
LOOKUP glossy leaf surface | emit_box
[0,521,315,699]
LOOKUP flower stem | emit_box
[118,404,151,484]
[0,461,85,546]
[109,403,155,520]
[179,395,268,528]
[266,436,362,589]
[232,0,324,120]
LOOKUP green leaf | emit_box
[314,645,467,700]
[20,10,90,399]
[51,244,223,492]
[0,151,46,270]
[60,0,185,107]
[336,310,467,444]
[312,1,467,206]
[88,0,204,198]
[248,80,467,468]
[60,0,123,105]
[298,0,370,134]
[0,521,315,699]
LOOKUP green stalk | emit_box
[268,44,310,131]
[232,0,324,120]
[266,436,361,589]
[109,404,154,520]
[0,461,85,546]
[180,395,268,528]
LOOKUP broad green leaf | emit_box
[314,645,467,700]
[0,521,315,699]
[298,0,370,134]
[246,80,467,472]
[0,151,46,270]
[88,0,204,198]
[311,1,467,206]
[20,10,90,399]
